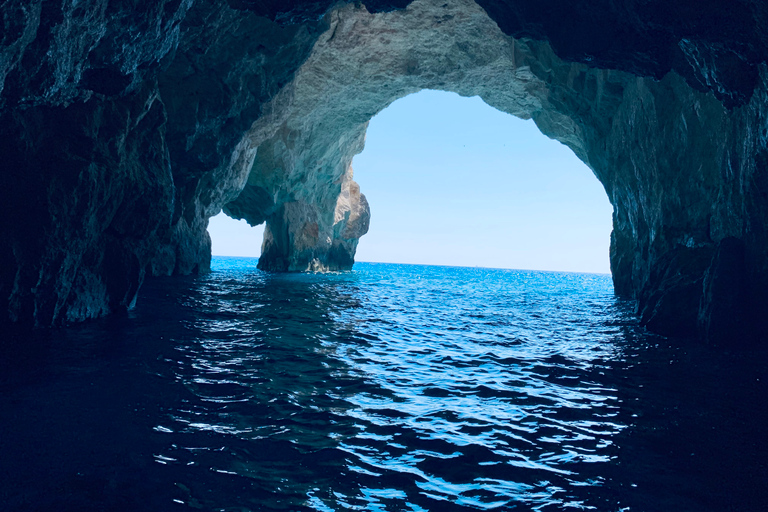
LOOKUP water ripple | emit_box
[2,258,765,512]
[156,261,631,511]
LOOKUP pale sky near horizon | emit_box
[208,90,614,274]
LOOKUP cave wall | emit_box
[220,0,768,341]
[1,0,767,343]
[0,0,330,324]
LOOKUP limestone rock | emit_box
[0,0,330,324]
[474,0,768,108]
[698,237,750,344]
[1,0,768,346]
[221,0,768,342]
[0,83,174,326]
[257,165,370,271]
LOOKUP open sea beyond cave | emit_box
[1,257,767,511]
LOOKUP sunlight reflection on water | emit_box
[1,257,766,512]
[160,260,629,511]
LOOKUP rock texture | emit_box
[1,0,768,344]
[0,0,329,324]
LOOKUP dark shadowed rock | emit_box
[638,245,714,338]
[698,237,751,344]
[474,0,768,107]
[0,83,173,326]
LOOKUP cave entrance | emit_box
[352,89,613,274]
[209,213,265,259]
[209,89,613,274]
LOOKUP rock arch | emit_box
[214,0,768,341]
[1,0,767,343]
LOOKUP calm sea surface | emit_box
[1,258,766,511]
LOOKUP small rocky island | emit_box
[2,0,768,343]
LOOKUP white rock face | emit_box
[220,0,768,339]
[257,165,369,271]
[226,0,603,271]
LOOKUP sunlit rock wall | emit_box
[222,0,768,341]
[1,0,767,344]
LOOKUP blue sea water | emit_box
[1,257,766,511]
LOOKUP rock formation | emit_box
[1,0,767,344]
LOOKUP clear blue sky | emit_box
[209,90,613,274]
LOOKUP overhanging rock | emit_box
[1,0,767,344]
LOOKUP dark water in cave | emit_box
[1,257,766,512]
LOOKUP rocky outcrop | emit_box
[253,165,370,271]
[1,0,768,344]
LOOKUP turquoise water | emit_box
[1,257,766,511]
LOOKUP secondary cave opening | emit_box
[209,213,265,259]
[351,89,613,274]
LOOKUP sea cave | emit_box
[1,0,767,510]
[3,0,768,342]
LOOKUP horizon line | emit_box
[210,254,612,276]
